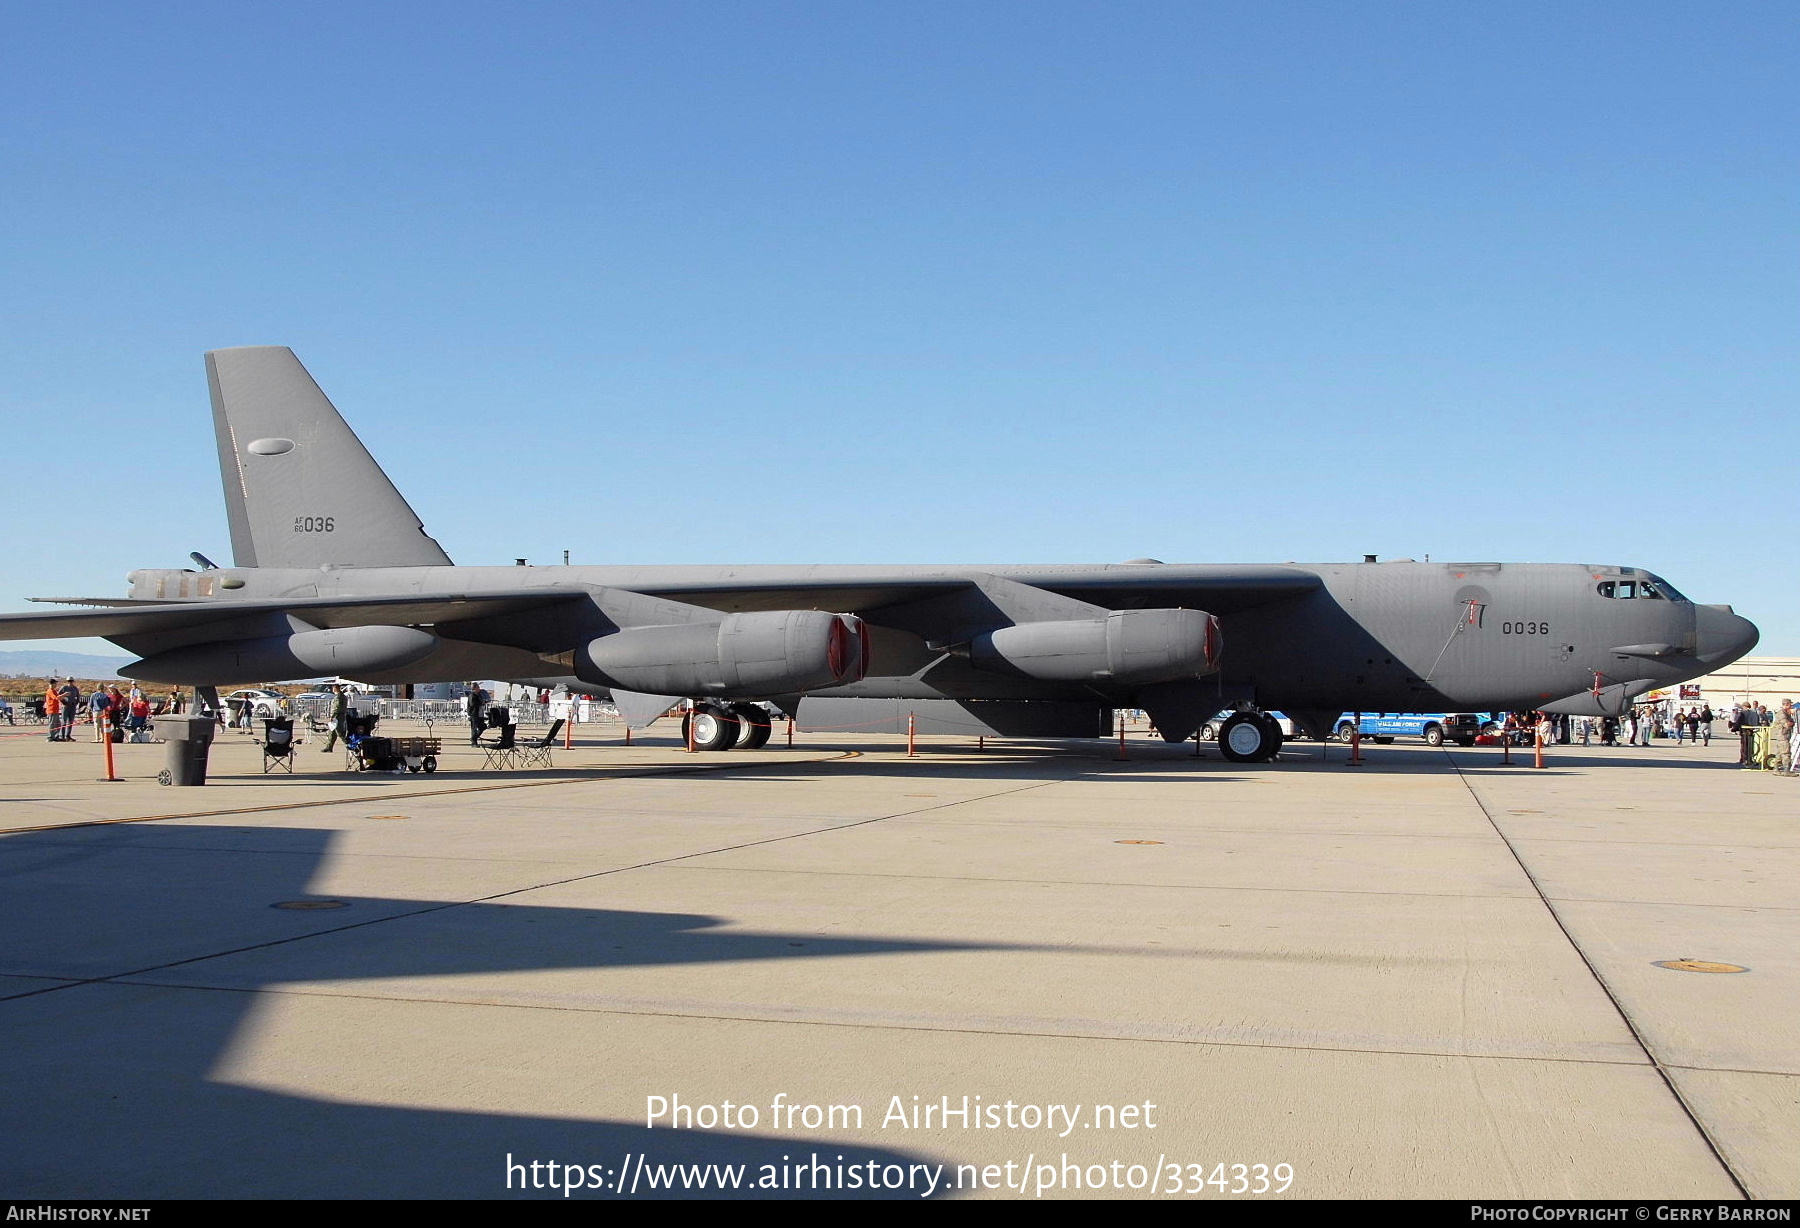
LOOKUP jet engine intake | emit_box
[576,611,866,697]
[969,608,1220,685]
[123,625,439,684]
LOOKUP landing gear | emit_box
[1218,712,1284,763]
[732,703,772,749]
[682,703,740,751]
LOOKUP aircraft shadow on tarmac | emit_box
[0,824,967,1199]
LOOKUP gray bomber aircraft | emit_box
[0,347,1760,761]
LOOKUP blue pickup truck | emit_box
[1331,712,1499,747]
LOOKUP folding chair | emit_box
[515,719,562,769]
[480,723,520,770]
[261,718,297,774]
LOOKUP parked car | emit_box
[222,688,290,721]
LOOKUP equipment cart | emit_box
[347,734,440,773]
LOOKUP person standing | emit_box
[88,687,111,742]
[467,682,489,746]
[44,680,62,742]
[57,679,81,741]
[1772,701,1794,774]
[320,685,349,753]
[1738,703,1761,767]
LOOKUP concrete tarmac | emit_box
[0,718,1792,1199]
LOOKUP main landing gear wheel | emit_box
[1219,712,1284,763]
[732,704,772,749]
[683,703,740,751]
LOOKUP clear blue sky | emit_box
[2,2,1795,653]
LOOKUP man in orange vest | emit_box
[44,679,63,742]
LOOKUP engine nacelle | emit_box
[576,611,866,697]
[969,608,1220,686]
[123,625,439,684]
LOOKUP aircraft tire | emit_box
[732,704,772,750]
[1256,712,1285,760]
[1219,712,1276,763]
[1424,725,1445,746]
[686,704,740,751]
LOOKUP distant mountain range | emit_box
[0,650,133,679]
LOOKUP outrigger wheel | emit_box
[1218,711,1284,763]
[731,703,772,749]
[682,702,740,752]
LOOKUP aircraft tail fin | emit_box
[207,347,453,569]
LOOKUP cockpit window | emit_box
[1597,580,1637,599]
[1646,575,1688,602]
[1639,581,1665,600]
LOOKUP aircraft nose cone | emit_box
[1695,604,1759,667]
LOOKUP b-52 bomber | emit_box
[0,347,1759,761]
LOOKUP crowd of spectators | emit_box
[24,679,180,741]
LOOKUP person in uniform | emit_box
[321,685,350,753]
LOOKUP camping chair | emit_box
[514,719,562,769]
[261,718,297,774]
[480,723,519,770]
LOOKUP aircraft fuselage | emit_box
[119,558,1754,717]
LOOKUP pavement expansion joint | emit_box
[1447,753,1754,1199]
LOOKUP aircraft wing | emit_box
[0,566,1321,650]
[0,590,590,641]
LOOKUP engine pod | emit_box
[577,611,866,697]
[124,625,440,684]
[969,608,1219,686]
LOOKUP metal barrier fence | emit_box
[270,695,626,729]
[369,698,623,726]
